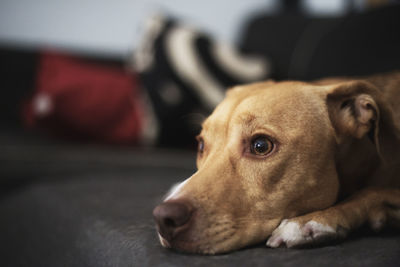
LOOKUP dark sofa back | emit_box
[240,5,400,81]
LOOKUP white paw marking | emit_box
[266,220,336,248]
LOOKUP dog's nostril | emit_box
[164,218,176,228]
[153,201,192,240]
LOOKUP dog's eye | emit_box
[197,138,205,154]
[250,136,273,156]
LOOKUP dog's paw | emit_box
[266,219,344,248]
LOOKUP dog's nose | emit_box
[153,201,192,241]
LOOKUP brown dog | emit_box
[153,71,400,254]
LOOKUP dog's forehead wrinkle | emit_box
[230,88,303,128]
[202,93,255,144]
[235,113,257,126]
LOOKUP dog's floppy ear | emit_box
[327,80,380,140]
[326,80,400,162]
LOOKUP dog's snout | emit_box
[153,201,192,241]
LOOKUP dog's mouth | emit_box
[156,225,239,255]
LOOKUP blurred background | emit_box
[1,0,399,147]
[0,0,387,56]
[0,0,275,55]
[1,1,400,266]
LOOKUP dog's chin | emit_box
[156,216,281,254]
[157,229,243,255]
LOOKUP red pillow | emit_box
[23,51,144,144]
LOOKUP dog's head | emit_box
[153,79,387,254]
